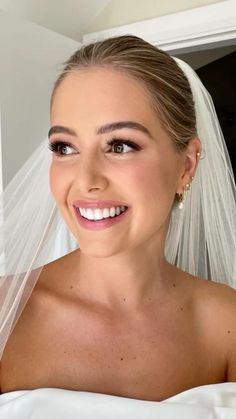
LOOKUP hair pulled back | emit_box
[51,35,197,151]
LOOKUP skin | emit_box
[0,67,236,401]
[48,67,201,309]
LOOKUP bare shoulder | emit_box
[188,274,236,381]
[194,276,236,324]
[0,251,79,392]
[0,250,78,362]
[185,273,236,329]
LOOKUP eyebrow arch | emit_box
[48,125,76,138]
[48,121,154,140]
[96,121,154,140]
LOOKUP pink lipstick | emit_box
[73,204,129,231]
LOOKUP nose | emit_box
[73,153,109,194]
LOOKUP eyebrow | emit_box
[48,121,154,140]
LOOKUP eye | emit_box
[106,138,140,154]
[48,141,75,157]
[48,138,141,157]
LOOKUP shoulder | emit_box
[195,278,236,324]
[210,281,236,381]
[178,271,236,335]
[187,274,236,330]
[192,276,236,380]
[191,275,236,307]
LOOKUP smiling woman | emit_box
[0,35,236,417]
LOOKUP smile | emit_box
[73,205,129,231]
[78,205,127,221]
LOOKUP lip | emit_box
[73,200,129,209]
[73,205,130,231]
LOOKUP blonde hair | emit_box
[51,35,197,151]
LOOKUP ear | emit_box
[176,137,202,194]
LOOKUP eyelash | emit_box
[48,138,141,157]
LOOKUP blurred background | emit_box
[0,0,235,189]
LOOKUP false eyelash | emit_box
[48,138,141,156]
[48,141,73,155]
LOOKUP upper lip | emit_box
[73,200,129,209]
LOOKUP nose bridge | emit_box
[74,149,108,191]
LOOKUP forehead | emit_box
[50,67,158,130]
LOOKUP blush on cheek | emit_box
[49,168,66,207]
[134,161,177,216]
[132,164,164,196]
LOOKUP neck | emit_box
[70,242,176,312]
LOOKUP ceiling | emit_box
[1,0,235,67]
[0,0,111,41]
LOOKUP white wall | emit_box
[0,0,111,42]
[85,0,223,34]
[0,10,79,188]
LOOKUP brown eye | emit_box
[48,141,75,156]
[112,143,127,153]
[106,139,140,154]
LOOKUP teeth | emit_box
[115,207,121,216]
[102,208,110,219]
[78,206,127,221]
[109,207,116,217]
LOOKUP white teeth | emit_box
[78,206,127,221]
[102,208,110,219]
[86,209,94,220]
[109,207,116,217]
[115,207,121,216]
[94,209,104,220]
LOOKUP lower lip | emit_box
[73,206,130,231]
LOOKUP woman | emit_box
[0,35,235,416]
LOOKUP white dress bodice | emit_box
[0,383,235,418]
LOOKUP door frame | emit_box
[83,0,236,54]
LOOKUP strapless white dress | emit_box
[0,383,235,418]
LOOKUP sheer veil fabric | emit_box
[0,55,235,360]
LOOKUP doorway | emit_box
[176,44,236,177]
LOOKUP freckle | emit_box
[133,356,137,360]
[180,307,184,311]
[123,298,126,302]
[107,365,111,368]
[120,357,123,361]
[227,330,231,334]
[148,298,152,301]
[172,283,176,287]
[151,340,155,344]
[70,285,73,289]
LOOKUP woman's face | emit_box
[49,67,187,257]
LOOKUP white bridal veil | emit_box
[0,55,235,360]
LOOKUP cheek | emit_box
[49,162,70,204]
[127,157,177,206]
[125,155,179,236]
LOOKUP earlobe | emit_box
[176,179,194,209]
